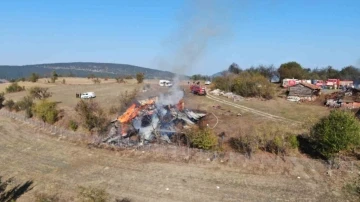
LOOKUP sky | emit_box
[0,0,359,75]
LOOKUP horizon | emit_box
[1,0,359,75]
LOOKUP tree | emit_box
[136,72,145,84]
[247,64,278,82]
[228,63,241,74]
[278,61,306,81]
[340,65,360,81]
[191,74,210,81]
[28,73,40,82]
[51,71,58,83]
[311,110,360,159]
[29,87,52,100]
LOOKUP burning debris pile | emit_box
[103,96,206,146]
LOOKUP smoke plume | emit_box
[154,0,234,105]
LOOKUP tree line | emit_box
[192,61,360,82]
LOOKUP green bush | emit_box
[32,100,59,124]
[287,135,299,149]
[4,99,15,111]
[186,127,218,150]
[69,120,79,131]
[311,110,360,159]
[75,100,107,132]
[0,92,4,108]
[6,82,25,93]
[77,186,109,202]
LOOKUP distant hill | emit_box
[0,62,178,80]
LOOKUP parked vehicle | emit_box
[159,80,173,87]
[190,84,206,95]
[80,92,96,99]
[205,80,211,85]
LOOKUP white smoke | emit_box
[156,76,184,106]
[152,0,235,106]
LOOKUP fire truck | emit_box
[190,83,207,95]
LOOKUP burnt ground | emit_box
[0,116,357,202]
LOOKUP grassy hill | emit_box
[0,62,177,80]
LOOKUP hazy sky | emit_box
[0,0,359,75]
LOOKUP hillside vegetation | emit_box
[0,62,177,80]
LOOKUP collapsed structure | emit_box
[103,95,206,146]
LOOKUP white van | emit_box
[159,80,173,87]
[81,92,96,99]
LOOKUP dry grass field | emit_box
[0,116,355,202]
[0,78,357,201]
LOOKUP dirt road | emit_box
[0,116,349,201]
[206,94,302,125]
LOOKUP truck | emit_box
[190,84,206,95]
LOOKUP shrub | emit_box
[229,134,256,158]
[69,120,79,131]
[186,127,218,150]
[6,82,25,93]
[124,75,133,79]
[77,186,109,202]
[230,125,299,156]
[34,192,60,202]
[51,71,58,83]
[62,79,66,84]
[75,100,107,132]
[29,87,52,100]
[115,77,126,83]
[87,74,96,79]
[310,110,360,159]
[109,89,138,114]
[29,73,40,82]
[287,135,299,149]
[4,99,15,111]
[92,78,101,84]
[213,72,275,99]
[136,73,144,84]
[32,100,59,124]
[15,96,34,117]
[0,92,4,108]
